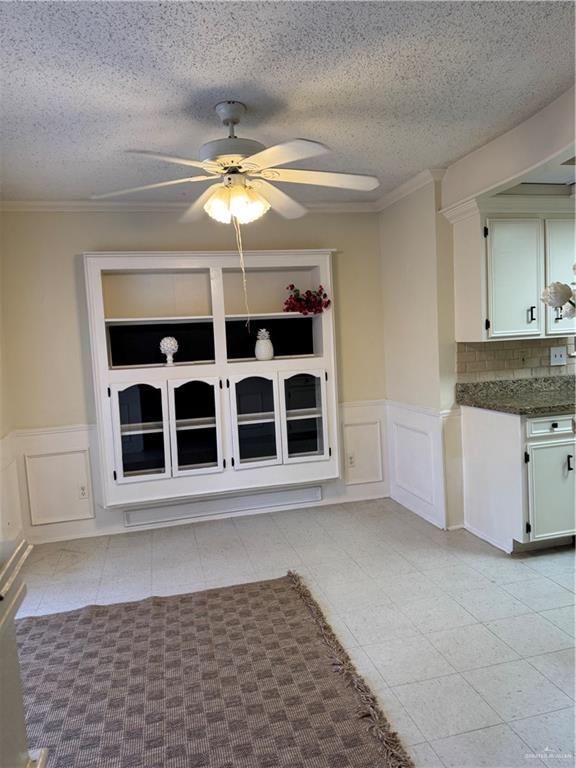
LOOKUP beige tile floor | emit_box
[17,499,575,768]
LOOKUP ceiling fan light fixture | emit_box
[203,186,232,224]
[229,185,270,224]
[204,180,270,225]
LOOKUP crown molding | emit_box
[376,169,446,211]
[441,194,576,222]
[0,198,381,214]
[0,172,448,215]
[0,200,189,212]
[440,198,480,223]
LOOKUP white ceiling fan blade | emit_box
[92,176,215,200]
[251,180,307,219]
[252,168,380,191]
[240,139,329,171]
[180,183,223,222]
[126,150,221,173]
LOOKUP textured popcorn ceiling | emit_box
[0,1,574,203]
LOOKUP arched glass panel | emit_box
[235,377,277,463]
[174,381,218,471]
[284,374,324,458]
[118,384,165,476]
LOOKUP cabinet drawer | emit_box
[526,416,575,439]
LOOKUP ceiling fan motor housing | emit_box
[198,137,266,168]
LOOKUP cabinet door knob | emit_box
[528,306,536,323]
[551,422,558,429]
[568,455,574,472]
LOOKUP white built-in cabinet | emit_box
[444,197,575,341]
[84,251,340,510]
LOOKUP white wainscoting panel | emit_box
[25,449,94,525]
[6,400,389,543]
[0,433,23,542]
[322,400,388,503]
[386,401,447,529]
[343,422,383,485]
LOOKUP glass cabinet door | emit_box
[110,382,171,482]
[280,372,329,463]
[230,375,281,468]
[168,378,223,476]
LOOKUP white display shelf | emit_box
[175,417,217,431]
[120,421,164,435]
[106,315,213,324]
[237,411,275,425]
[225,312,306,320]
[286,408,322,421]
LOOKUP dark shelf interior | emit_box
[176,429,218,468]
[108,322,215,367]
[226,318,314,360]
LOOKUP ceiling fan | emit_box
[93,101,380,224]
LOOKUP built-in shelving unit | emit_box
[84,250,340,510]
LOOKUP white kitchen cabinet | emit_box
[85,251,340,511]
[487,219,543,337]
[461,406,576,552]
[528,438,576,541]
[444,196,575,341]
[545,219,576,336]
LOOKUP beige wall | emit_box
[380,182,454,411]
[0,210,384,432]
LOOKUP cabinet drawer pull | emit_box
[568,455,574,472]
[551,422,558,430]
[528,305,536,323]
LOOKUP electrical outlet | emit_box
[550,346,567,366]
[79,484,89,500]
[347,453,356,468]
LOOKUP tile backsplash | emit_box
[457,337,576,382]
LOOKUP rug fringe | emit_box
[287,570,415,768]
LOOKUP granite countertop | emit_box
[456,376,576,417]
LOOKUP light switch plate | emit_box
[550,346,567,366]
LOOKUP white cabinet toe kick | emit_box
[461,407,575,553]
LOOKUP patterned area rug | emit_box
[16,573,414,768]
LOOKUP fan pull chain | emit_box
[232,215,251,328]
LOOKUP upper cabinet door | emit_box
[545,219,576,336]
[487,219,543,338]
[279,371,329,464]
[110,382,171,483]
[229,374,282,468]
[168,378,224,477]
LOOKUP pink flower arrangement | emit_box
[284,284,331,315]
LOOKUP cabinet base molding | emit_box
[123,486,322,528]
